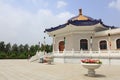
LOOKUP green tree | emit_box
[5,43,11,53]
[0,41,53,59]
[34,44,40,52]
[0,41,5,52]
[12,44,18,56]
[24,44,29,52]
[45,44,53,53]
[18,44,24,53]
[40,44,45,51]
[29,45,35,56]
[5,43,11,58]
[0,52,7,59]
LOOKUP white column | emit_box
[90,36,92,51]
[53,35,55,53]
[64,37,66,50]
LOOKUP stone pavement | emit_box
[0,59,120,80]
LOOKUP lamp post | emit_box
[38,41,41,53]
[90,36,93,59]
[44,37,46,55]
[108,28,111,50]
[108,28,111,65]
[38,41,41,50]
[108,33,111,50]
[64,37,66,51]
[53,35,56,52]
[28,47,30,60]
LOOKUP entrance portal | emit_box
[59,41,65,52]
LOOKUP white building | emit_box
[45,9,120,64]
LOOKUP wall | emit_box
[54,34,73,51]
[93,34,120,51]
[54,32,94,51]
[72,33,93,51]
[53,31,120,52]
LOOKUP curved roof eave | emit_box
[44,12,117,32]
[100,21,117,29]
[45,20,102,32]
[45,23,69,32]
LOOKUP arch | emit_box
[80,39,88,50]
[99,40,107,50]
[116,39,120,49]
[59,41,65,52]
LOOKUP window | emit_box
[80,39,88,50]
[116,39,120,49]
[100,40,107,50]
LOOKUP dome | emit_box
[68,9,95,21]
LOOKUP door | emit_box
[59,41,65,52]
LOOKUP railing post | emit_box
[99,48,101,59]
[63,50,64,55]
[108,50,111,65]
[63,49,66,53]
[80,49,83,59]
[80,49,83,54]
[57,49,59,54]
[90,49,92,59]
[63,49,66,63]
[72,48,74,56]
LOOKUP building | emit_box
[45,9,120,64]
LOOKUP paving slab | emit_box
[0,59,120,80]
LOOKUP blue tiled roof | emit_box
[68,20,100,26]
[45,23,68,32]
[45,17,116,32]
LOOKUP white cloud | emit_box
[0,1,74,45]
[57,1,67,8]
[109,0,120,11]
[57,12,75,20]
[31,0,46,7]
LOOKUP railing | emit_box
[53,50,120,59]
[54,50,120,54]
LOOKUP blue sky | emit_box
[0,0,120,45]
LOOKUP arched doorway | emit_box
[116,39,120,49]
[80,39,88,50]
[99,40,107,50]
[59,41,65,52]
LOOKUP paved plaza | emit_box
[0,60,120,80]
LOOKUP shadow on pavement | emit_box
[84,74,106,78]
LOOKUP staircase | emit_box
[29,51,44,62]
